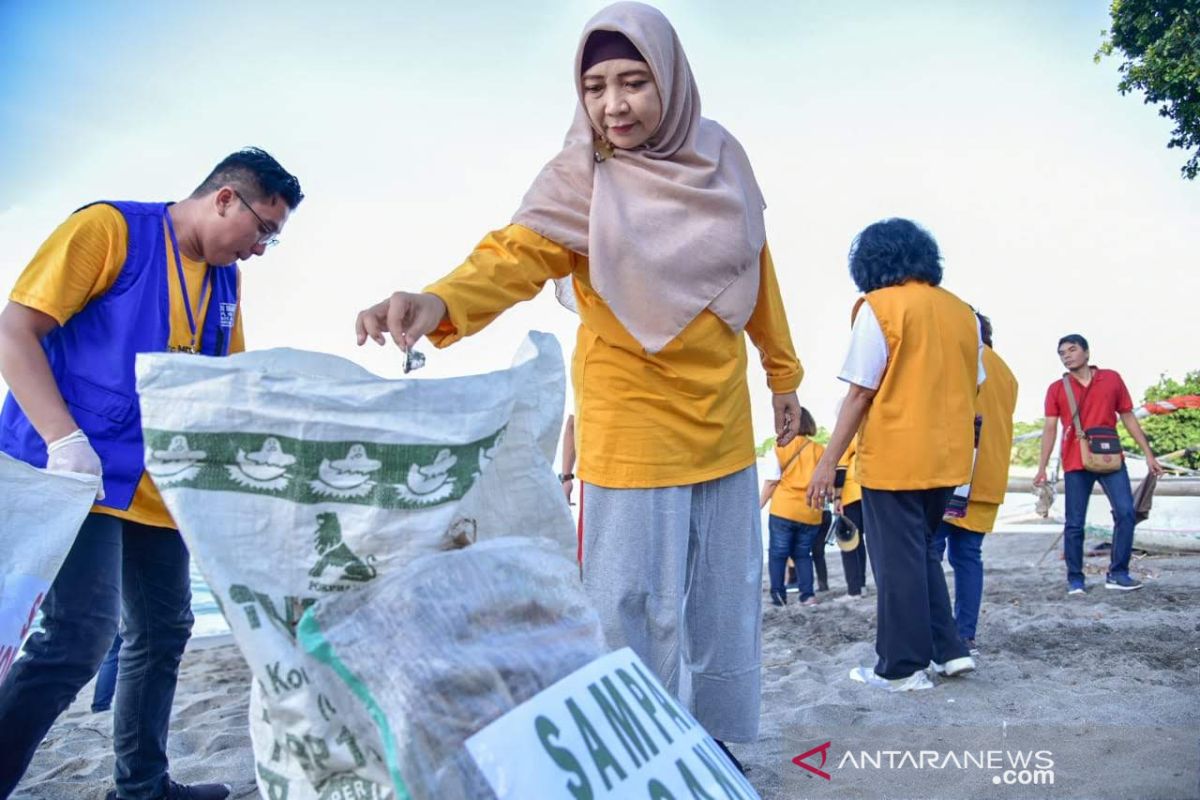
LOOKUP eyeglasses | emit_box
[232,189,280,247]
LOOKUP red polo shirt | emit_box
[1044,367,1134,472]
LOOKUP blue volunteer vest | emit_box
[0,201,240,511]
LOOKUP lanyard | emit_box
[164,207,211,354]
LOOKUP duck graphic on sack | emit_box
[144,435,206,486]
[309,444,382,499]
[225,437,296,491]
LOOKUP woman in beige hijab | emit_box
[355,1,802,766]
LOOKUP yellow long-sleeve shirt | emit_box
[425,224,802,489]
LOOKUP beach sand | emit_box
[13,529,1200,799]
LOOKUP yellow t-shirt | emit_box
[9,203,245,529]
[946,501,1000,534]
[768,436,825,525]
[837,434,862,507]
[425,224,802,489]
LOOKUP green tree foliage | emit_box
[1096,0,1200,179]
[1011,421,1045,467]
[1118,370,1200,468]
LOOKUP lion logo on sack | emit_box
[308,512,377,583]
[144,435,207,486]
[310,444,381,499]
[226,437,296,491]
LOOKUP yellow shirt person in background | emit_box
[834,433,871,597]
[808,217,982,692]
[760,407,826,606]
[933,313,1019,652]
[354,5,801,758]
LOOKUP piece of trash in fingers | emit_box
[404,348,427,374]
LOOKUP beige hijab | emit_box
[513,1,766,354]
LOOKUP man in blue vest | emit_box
[0,148,303,800]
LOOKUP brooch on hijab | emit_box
[593,135,615,163]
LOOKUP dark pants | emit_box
[1063,465,1136,585]
[768,515,822,600]
[932,521,985,641]
[92,632,124,712]
[812,517,828,589]
[862,487,968,680]
[0,513,193,800]
[839,500,870,595]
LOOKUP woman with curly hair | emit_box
[807,218,982,692]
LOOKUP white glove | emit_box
[46,429,105,500]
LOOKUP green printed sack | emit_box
[135,333,573,800]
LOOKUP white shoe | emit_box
[929,656,976,677]
[849,666,934,692]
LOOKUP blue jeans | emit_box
[1063,465,1135,585]
[932,521,985,641]
[92,632,124,712]
[0,513,194,800]
[768,515,821,600]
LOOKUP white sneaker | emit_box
[929,656,976,677]
[849,666,934,692]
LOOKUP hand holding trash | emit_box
[773,391,801,447]
[45,429,105,500]
[356,291,447,351]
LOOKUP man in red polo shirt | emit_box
[1034,334,1163,594]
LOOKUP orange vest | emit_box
[837,434,862,506]
[969,347,1019,504]
[855,282,978,490]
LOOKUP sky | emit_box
[1,0,1197,455]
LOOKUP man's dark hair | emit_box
[976,311,993,348]
[192,147,304,209]
[797,407,818,437]
[1057,333,1089,352]
[848,218,943,293]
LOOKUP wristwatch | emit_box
[558,472,575,482]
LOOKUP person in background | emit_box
[91,633,123,713]
[760,408,825,606]
[560,414,577,506]
[353,3,802,770]
[811,515,830,593]
[0,147,303,800]
[933,312,1018,654]
[807,218,981,692]
[1034,334,1164,594]
[835,432,869,598]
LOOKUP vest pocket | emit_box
[60,373,135,425]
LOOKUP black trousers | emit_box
[862,487,969,679]
[812,513,828,588]
[840,500,869,595]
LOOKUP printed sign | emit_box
[467,647,760,799]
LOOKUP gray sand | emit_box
[13,531,1199,799]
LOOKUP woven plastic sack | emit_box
[0,453,100,683]
[300,537,606,800]
[134,332,573,800]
